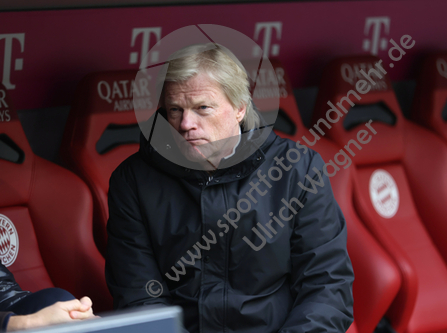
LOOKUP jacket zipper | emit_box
[205,175,213,186]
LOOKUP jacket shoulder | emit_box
[265,135,323,170]
[110,151,155,185]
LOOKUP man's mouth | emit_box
[186,138,206,145]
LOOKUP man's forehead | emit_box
[164,74,223,103]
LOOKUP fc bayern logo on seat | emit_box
[0,214,19,267]
[369,169,400,219]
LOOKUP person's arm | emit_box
[105,162,174,309]
[104,160,192,333]
[278,152,354,333]
[5,297,94,332]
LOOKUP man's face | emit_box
[164,73,246,165]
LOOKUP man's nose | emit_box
[179,109,198,132]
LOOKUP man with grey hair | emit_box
[106,43,354,333]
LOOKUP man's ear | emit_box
[236,103,247,123]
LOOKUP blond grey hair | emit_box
[160,43,260,131]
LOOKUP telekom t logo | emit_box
[129,27,162,68]
[362,17,390,55]
[0,33,25,90]
[253,22,282,58]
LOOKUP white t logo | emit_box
[0,33,25,90]
[362,17,390,55]
[253,22,282,58]
[129,27,162,69]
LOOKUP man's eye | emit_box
[199,106,208,110]
[168,108,181,119]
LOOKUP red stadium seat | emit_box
[313,55,447,333]
[408,53,447,266]
[263,59,401,333]
[60,70,146,255]
[0,84,112,312]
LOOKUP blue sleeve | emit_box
[1,312,15,332]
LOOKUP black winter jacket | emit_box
[0,264,30,310]
[0,263,31,331]
[105,129,354,333]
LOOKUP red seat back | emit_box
[60,70,145,255]
[407,52,447,276]
[313,55,447,333]
[0,84,112,311]
[0,84,54,292]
